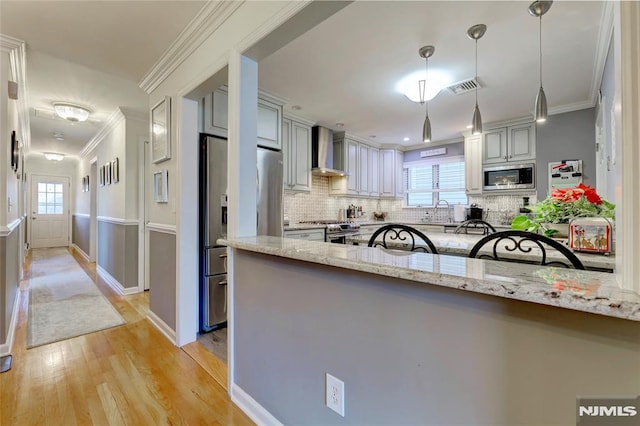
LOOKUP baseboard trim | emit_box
[97,265,139,296]
[231,384,283,426]
[0,290,20,356]
[71,244,90,262]
[147,310,177,345]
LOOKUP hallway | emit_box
[0,248,253,426]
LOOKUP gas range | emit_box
[297,220,361,243]
[298,220,361,235]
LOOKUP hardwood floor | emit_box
[0,248,254,426]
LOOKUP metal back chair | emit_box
[467,230,585,269]
[367,224,438,254]
[453,219,496,236]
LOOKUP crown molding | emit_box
[1,34,30,152]
[282,112,316,127]
[78,108,126,158]
[139,1,244,94]
[119,108,148,123]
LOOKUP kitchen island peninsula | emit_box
[223,236,640,425]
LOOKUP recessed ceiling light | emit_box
[53,132,65,141]
[291,105,302,111]
[403,137,410,141]
[335,123,344,128]
[370,135,377,139]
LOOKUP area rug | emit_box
[27,247,125,348]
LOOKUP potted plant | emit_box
[511,183,615,237]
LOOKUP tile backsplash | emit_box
[284,176,536,225]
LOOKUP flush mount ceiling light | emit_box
[53,132,65,141]
[529,0,553,123]
[419,45,435,143]
[467,24,487,135]
[396,69,451,103]
[53,102,91,123]
[44,152,65,161]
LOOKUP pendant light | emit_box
[529,1,553,123]
[418,45,435,143]
[467,24,486,135]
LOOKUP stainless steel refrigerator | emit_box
[199,134,282,332]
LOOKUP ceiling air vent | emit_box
[446,78,481,95]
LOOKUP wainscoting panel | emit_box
[97,219,138,291]
[72,214,90,257]
[149,230,176,331]
[1,221,21,351]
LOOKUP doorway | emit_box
[29,175,70,249]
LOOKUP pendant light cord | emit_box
[425,56,429,116]
[539,14,543,89]
[475,38,478,106]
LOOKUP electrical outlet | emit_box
[325,373,345,417]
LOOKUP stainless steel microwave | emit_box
[483,163,535,191]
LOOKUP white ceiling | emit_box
[1,1,606,156]
[0,0,206,157]
[258,1,606,147]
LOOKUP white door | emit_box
[30,176,69,248]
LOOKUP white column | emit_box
[175,97,199,346]
[618,1,640,291]
[227,51,258,239]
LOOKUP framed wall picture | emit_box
[82,176,86,192]
[105,162,112,185]
[99,165,104,186]
[153,169,168,203]
[151,96,171,164]
[10,131,18,172]
[85,175,90,192]
[111,158,119,183]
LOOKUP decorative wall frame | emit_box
[105,162,112,185]
[111,158,119,183]
[153,169,168,203]
[99,165,105,186]
[151,96,171,164]
[10,130,18,172]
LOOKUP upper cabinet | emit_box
[483,122,536,164]
[464,135,483,194]
[202,87,283,150]
[331,133,402,198]
[282,116,312,192]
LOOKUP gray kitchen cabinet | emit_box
[202,86,283,150]
[330,135,359,195]
[331,134,398,197]
[257,98,282,150]
[284,228,325,241]
[369,147,380,196]
[359,144,369,194]
[282,117,312,192]
[483,122,536,164]
[379,148,403,198]
[464,135,483,194]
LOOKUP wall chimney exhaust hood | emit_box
[311,126,347,177]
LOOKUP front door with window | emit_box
[30,176,69,248]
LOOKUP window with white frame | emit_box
[404,156,468,207]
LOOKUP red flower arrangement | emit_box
[512,183,615,237]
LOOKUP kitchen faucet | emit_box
[435,200,452,222]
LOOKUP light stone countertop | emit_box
[348,231,615,271]
[220,236,640,322]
